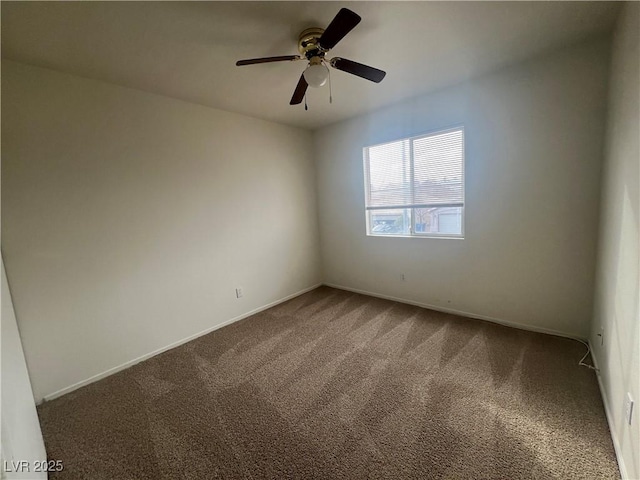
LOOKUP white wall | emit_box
[1,60,321,402]
[591,3,639,479]
[1,258,47,479]
[315,38,610,339]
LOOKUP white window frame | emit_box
[363,126,465,239]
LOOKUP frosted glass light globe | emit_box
[303,64,329,88]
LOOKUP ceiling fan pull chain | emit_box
[328,68,333,104]
[304,93,308,111]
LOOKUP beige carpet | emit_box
[38,286,619,479]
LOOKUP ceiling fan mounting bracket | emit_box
[298,27,325,58]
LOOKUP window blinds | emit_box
[365,127,464,210]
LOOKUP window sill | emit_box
[366,233,464,240]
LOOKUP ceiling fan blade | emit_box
[290,74,308,105]
[236,55,300,66]
[318,8,361,50]
[330,57,386,83]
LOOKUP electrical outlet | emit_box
[625,392,634,426]
[235,288,243,299]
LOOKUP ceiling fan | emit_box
[236,8,386,106]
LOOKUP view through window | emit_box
[364,127,464,237]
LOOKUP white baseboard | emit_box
[41,283,322,403]
[590,345,628,480]
[323,283,587,342]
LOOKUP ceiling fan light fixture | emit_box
[303,63,329,88]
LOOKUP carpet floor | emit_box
[38,286,619,479]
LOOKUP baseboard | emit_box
[590,345,628,480]
[41,283,322,403]
[323,283,587,342]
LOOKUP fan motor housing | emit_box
[298,28,325,58]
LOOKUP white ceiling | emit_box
[1,1,620,130]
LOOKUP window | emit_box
[363,126,465,238]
